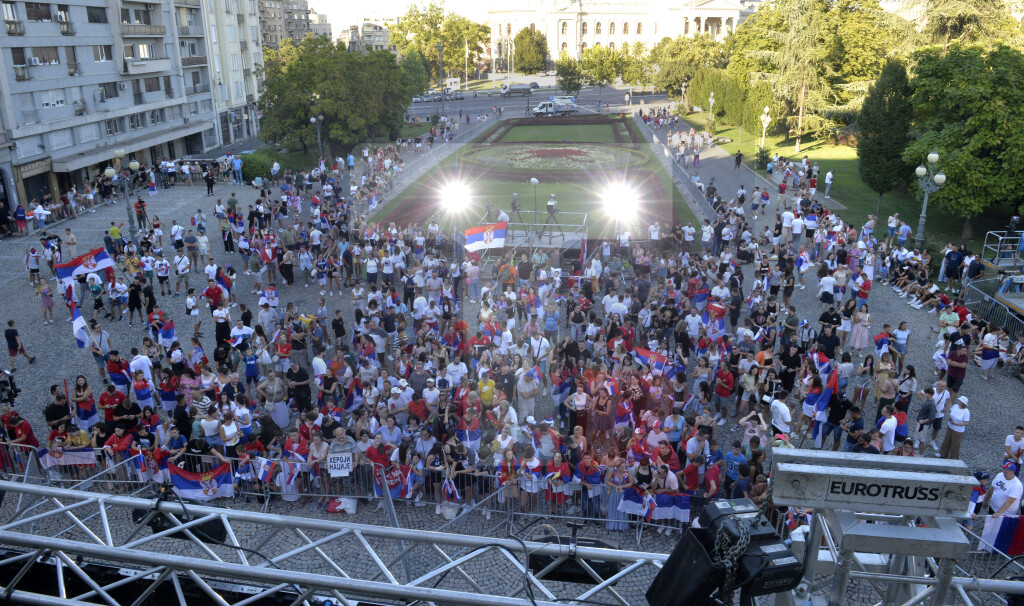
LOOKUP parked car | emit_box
[454,91,464,100]
[433,93,442,101]
[530,82,540,89]
[412,96,422,103]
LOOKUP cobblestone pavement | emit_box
[0,125,1019,605]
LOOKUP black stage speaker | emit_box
[527,536,622,585]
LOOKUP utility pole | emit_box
[437,42,445,116]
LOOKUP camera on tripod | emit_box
[510,193,521,213]
[547,194,558,217]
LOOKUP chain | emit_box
[710,517,751,603]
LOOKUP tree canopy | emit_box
[651,34,726,102]
[259,37,413,155]
[513,27,548,74]
[902,44,1024,235]
[555,55,586,97]
[581,45,620,102]
[388,2,489,80]
[857,59,913,216]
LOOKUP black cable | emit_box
[990,554,1024,579]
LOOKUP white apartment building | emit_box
[308,8,328,39]
[340,15,399,54]
[202,0,262,145]
[0,0,220,205]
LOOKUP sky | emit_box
[310,0,491,39]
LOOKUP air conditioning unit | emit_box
[30,57,40,65]
[183,117,189,123]
[119,81,127,90]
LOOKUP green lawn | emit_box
[399,123,431,138]
[686,117,1009,249]
[498,124,619,144]
[372,120,697,237]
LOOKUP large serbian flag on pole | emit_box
[55,248,115,287]
[464,221,508,252]
[167,461,235,501]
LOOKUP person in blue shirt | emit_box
[232,156,243,185]
[706,438,724,469]
[242,348,260,387]
[542,305,560,341]
[731,463,752,499]
[575,451,603,519]
[164,425,187,458]
[723,440,747,495]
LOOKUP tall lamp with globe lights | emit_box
[914,151,946,248]
[105,148,138,244]
[310,114,324,159]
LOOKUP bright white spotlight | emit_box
[601,183,639,220]
[440,181,471,213]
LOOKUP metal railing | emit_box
[121,23,166,36]
[59,20,75,35]
[982,231,1023,270]
[5,19,24,35]
[963,278,1024,341]
[181,55,207,66]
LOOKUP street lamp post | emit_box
[914,151,946,248]
[680,82,687,114]
[759,105,771,152]
[309,114,324,159]
[108,148,137,245]
[708,91,716,134]
[437,42,445,117]
[530,177,539,228]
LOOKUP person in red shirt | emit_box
[8,413,38,449]
[102,424,133,453]
[654,440,681,472]
[365,433,391,467]
[704,459,722,496]
[203,279,223,309]
[98,384,125,426]
[681,455,703,491]
[47,422,69,447]
[713,368,735,425]
[467,331,491,352]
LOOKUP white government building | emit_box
[488,0,763,67]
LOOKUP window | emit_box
[227,24,236,41]
[32,47,59,64]
[581,22,587,35]
[608,42,614,50]
[123,44,135,59]
[121,8,150,24]
[128,113,145,129]
[505,23,509,35]
[636,22,642,35]
[210,24,216,43]
[623,22,629,35]
[3,2,16,21]
[561,42,567,53]
[56,5,69,22]
[529,23,535,32]
[561,22,566,35]
[150,108,165,124]
[105,117,124,135]
[87,6,107,23]
[595,22,601,34]
[230,53,239,70]
[11,47,26,65]
[78,123,100,142]
[50,129,73,149]
[144,76,160,92]
[163,75,172,94]
[25,2,51,21]
[581,42,587,50]
[100,82,118,99]
[39,89,66,107]
[138,43,156,59]
[93,44,112,61]
[609,22,615,35]
[594,41,600,47]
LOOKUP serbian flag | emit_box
[374,465,411,499]
[809,371,838,448]
[158,320,176,348]
[464,221,508,252]
[225,337,245,349]
[70,300,89,348]
[37,447,96,469]
[526,365,542,381]
[618,487,691,522]
[795,250,812,274]
[701,310,727,340]
[981,516,1024,556]
[604,379,619,396]
[55,248,116,286]
[148,181,158,196]
[442,476,461,502]
[633,347,668,374]
[256,457,276,482]
[166,460,234,501]
[808,350,832,375]
[456,416,482,450]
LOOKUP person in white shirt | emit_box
[770,393,792,436]
[682,222,696,251]
[781,210,795,244]
[987,462,1024,517]
[173,253,190,295]
[701,221,714,251]
[648,222,660,242]
[939,396,970,460]
[818,271,837,311]
[204,260,218,282]
[1005,426,1024,471]
[879,406,897,453]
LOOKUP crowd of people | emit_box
[4,129,1024,531]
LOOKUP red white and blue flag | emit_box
[808,371,838,448]
[257,457,276,483]
[795,250,812,274]
[55,248,115,286]
[70,299,89,348]
[167,461,234,501]
[464,221,508,252]
[619,487,691,523]
[37,447,95,469]
[981,515,1024,556]
[442,476,460,502]
[633,347,668,374]
[526,365,542,381]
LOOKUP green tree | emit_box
[856,59,913,218]
[688,67,727,131]
[513,27,548,74]
[389,3,489,81]
[723,75,746,128]
[581,45,620,103]
[401,47,430,94]
[914,0,1018,50]
[555,54,586,97]
[903,44,1024,238]
[653,34,727,109]
[742,80,783,148]
[619,41,654,90]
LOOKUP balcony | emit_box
[246,93,254,104]
[59,21,75,35]
[121,23,166,36]
[125,57,172,74]
[133,92,143,105]
[240,40,248,51]
[236,13,244,24]
[174,0,200,5]
[5,20,24,35]
[177,25,202,36]
[181,55,207,66]
[186,83,210,95]
[13,65,29,81]
[67,61,79,76]
[243,67,251,77]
